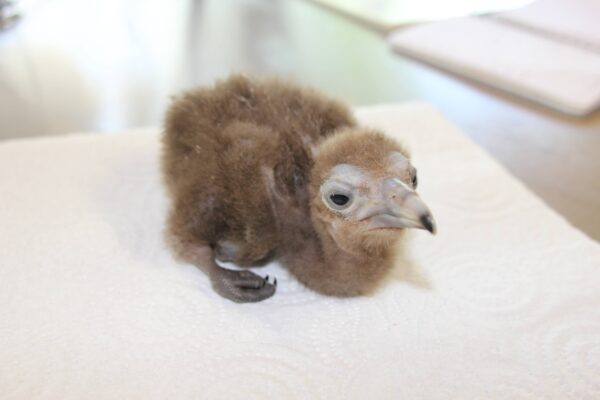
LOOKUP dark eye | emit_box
[330,194,349,206]
[412,174,418,188]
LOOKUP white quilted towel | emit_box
[1,103,599,399]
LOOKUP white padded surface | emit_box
[1,103,599,399]
[388,15,600,116]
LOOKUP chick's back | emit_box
[162,75,356,266]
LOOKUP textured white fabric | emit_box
[1,103,599,399]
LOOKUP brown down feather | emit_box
[162,74,411,297]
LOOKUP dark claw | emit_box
[274,278,277,286]
[210,267,277,303]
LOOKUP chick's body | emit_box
[163,76,353,284]
[162,75,435,303]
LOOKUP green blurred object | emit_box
[307,0,533,32]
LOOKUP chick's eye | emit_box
[330,194,350,206]
[412,174,418,188]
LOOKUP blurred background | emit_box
[1,0,599,240]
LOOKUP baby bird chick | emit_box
[162,75,436,303]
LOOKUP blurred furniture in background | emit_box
[0,0,20,30]
[388,0,600,116]
[0,0,598,241]
[306,0,532,32]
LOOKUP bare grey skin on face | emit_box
[320,153,436,238]
[162,75,436,303]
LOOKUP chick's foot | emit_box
[210,267,276,303]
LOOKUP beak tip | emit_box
[420,215,437,235]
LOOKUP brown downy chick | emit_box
[162,75,436,303]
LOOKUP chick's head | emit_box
[310,128,436,252]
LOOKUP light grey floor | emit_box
[1,0,599,241]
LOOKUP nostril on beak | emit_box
[420,214,436,235]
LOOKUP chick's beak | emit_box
[401,194,437,234]
[359,178,437,234]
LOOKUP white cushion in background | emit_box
[0,103,599,399]
[388,15,600,116]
